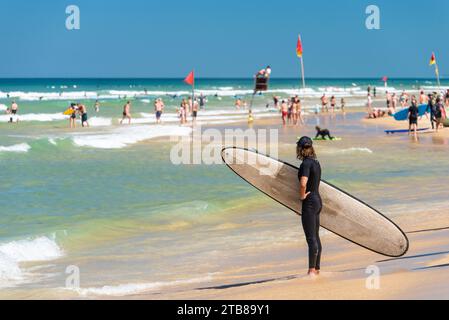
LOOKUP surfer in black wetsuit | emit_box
[315,126,334,140]
[297,137,323,276]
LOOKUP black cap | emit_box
[297,136,313,148]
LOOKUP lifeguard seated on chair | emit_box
[256,65,272,79]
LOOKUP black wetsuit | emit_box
[299,157,322,270]
[426,101,436,129]
[408,105,418,125]
[315,129,334,140]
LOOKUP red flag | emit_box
[382,76,388,82]
[429,52,436,66]
[296,35,303,58]
[184,70,195,86]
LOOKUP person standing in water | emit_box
[9,101,19,123]
[94,100,100,113]
[297,136,322,276]
[408,97,419,140]
[78,104,89,127]
[69,103,78,128]
[191,98,199,124]
[155,98,165,124]
[426,94,436,130]
[120,101,132,124]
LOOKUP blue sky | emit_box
[0,0,447,78]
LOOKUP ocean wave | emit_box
[72,125,192,149]
[71,274,215,297]
[0,85,412,101]
[0,104,7,111]
[0,143,31,153]
[0,236,63,287]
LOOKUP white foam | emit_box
[0,143,31,153]
[72,274,214,297]
[0,113,67,122]
[89,117,112,127]
[72,125,192,149]
[338,147,373,154]
[0,104,7,111]
[0,236,63,287]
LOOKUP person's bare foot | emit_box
[307,268,319,277]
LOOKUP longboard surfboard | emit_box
[385,128,431,134]
[221,147,409,257]
[393,104,427,121]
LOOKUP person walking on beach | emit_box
[434,97,446,133]
[426,94,436,130]
[320,94,328,112]
[297,136,323,277]
[367,93,373,114]
[392,93,398,112]
[9,101,19,123]
[341,98,346,113]
[192,98,199,124]
[155,98,164,124]
[408,97,419,140]
[281,100,288,125]
[78,104,89,127]
[330,96,336,113]
[419,91,428,105]
[445,89,449,108]
[120,101,132,124]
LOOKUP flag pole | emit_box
[435,63,441,89]
[300,56,306,92]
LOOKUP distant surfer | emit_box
[315,126,334,140]
[297,136,323,276]
[120,101,132,125]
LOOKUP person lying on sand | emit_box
[315,126,335,140]
[367,108,387,119]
